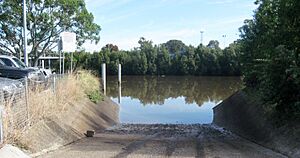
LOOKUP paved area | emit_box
[39,124,286,158]
[0,144,30,158]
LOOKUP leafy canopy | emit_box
[239,0,300,121]
[0,0,100,66]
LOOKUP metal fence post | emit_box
[53,75,56,94]
[24,77,30,126]
[0,106,3,144]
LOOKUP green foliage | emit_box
[0,0,100,66]
[64,38,242,76]
[87,89,102,104]
[77,71,103,103]
[240,0,300,122]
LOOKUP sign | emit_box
[60,32,76,52]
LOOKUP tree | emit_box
[162,40,187,55]
[207,40,221,50]
[219,42,241,75]
[101,44,119,52]
[240,0,300,121]
[0,0,100,66]
[157,46,170,75]
[138,37,157,75]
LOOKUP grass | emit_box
[76,70,104,103]
[3,70,103,145]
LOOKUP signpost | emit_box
[59,32,76,74]
[23,0,28,66]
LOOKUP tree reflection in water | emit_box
[106,76,242,106]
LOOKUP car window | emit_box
[0,58,15,67]
[0,60,6,66]
[12,58,26,68]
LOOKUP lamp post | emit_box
[23,0,28,66]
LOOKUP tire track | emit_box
[113,133,161,158]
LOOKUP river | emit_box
[107,76,242,124]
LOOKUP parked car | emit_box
[0,65,44,80]
[0,55,51,79]
[0,55,27,68]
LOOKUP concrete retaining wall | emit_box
[19,97,119,155]
[213,91,300,158]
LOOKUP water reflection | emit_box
[107,76,242,106]
[106,76,242,124]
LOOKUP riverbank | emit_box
[213,90,300,157]
[21,96,119,156]
[0,71,119,157]
[0,96,119,158]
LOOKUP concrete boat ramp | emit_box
[39,124,286,158]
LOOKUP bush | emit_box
[76,70,104,103]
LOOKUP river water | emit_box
[107,76,242,124]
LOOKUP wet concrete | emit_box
[39,124,286,158]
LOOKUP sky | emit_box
[83,0,258,51]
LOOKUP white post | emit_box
[102,64,106,95]
[118,64,121,85]
[42,59,44,69]
[118,83,121,104]
[23,0,28,66]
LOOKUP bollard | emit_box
[102,64,106,95]
[118,83,122,104]
[118,64,121,85]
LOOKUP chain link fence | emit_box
[0,75,63,144]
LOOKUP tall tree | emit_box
[240,0,300,121]
[163,40,187,55]
[157,46,170,75]
[138,37,157,75]
[101,44,119,52]
[0,0,100,66]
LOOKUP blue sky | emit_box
[84,0,257,51]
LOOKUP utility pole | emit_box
[23,0,28,66]
[222,35,227,48]
[200,30,204,45]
